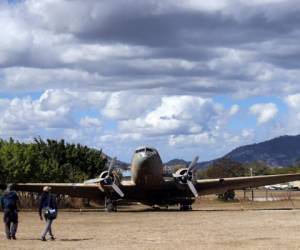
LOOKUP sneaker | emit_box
[11,236,16,240]
[41,237,46,241]
[50,236,55,241]
[6,236,11,240]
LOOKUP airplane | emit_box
[1,146,300,212]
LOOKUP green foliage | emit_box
[243,161,273,175]
[196,158,244,202]
[197,159,300,180]
[270,165,300,175]
[198,158,247,179]
[242,161,300,175]
[0,137,107,183]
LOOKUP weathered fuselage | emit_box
[123,146,195,207]
[131,147,164,187]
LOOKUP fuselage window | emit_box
[135,148,145,153]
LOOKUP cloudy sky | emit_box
[1,0,300,162]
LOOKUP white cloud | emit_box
[0,0,299,98]
[285,93,300,108]
[0,4,32,67]
[102,91,160,120]
[1,0,300,161]
[283,94,300,134]
[229,104,239,116]
[119,96,224,136]
[0,89,108,138]
[39,89,107,110]
[249,103,278,124]
[1,67,109,91]
[80,117,102,128]
[168,133,216,146]
[0,96,72,135]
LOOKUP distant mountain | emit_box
[165,159,189,166]
[164,158,211,169]
[223,135,300,167]
[165,135,300,168]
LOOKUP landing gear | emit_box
[179,204,192,211]
[105,197,117,212]
[152,205,161,211]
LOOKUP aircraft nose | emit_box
[140,150,155,160]
[137,151,156,166]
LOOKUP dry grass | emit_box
[1,197,300,250]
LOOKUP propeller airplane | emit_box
[2,146,300,212]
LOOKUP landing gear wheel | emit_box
[179,204,192,211]
[105,197,117,212]
[152,205,161,211]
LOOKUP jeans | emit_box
[3,210,18,239]
[41,218,54,239]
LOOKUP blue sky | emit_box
[1,0,300,162]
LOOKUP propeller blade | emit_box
[112,183,124,197]
[187,156,199,172]
[84,178,103,184]
[187,180,198,197]
[108,157,117,175]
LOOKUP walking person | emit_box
[0,184,19,240]
[39,186,57,241]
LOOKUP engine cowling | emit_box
[173,168,193,185]
[97,170,124,197]
[84,157,124,197]
[98,170,115,186]
[172,156,199,197]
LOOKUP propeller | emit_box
[188,156,199,172]
[172,156,199,197]
[111,183,124,197]
[187,179,198,198]
[108,157,116,175]
[84,157,124,197]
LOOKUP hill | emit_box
[224,135,300,167]
[165,135,300,168]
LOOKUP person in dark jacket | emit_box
[0,184,19,240]
[39,186,57,241]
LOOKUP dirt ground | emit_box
[1,200,300,250]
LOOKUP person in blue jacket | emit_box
[0,184,19,240]
[39,186,58,241]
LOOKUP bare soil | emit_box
[1,198,300,250]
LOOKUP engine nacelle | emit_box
[98,170,124,197]
[99,171,115,186]
[84,156,124,197]
[173,168,193,184]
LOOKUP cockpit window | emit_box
[135,147,156,153]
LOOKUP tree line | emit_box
[0,138,107,184]
[1,137,300,185]
[197,158,300,179]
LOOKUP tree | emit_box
[205,158,247,178]
[243,161,272,176]
[0,137,107,184]
[199,158,246,201]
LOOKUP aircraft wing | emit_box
[0,183,105,199]
[196,173,300,195]
[0,182,138,200]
